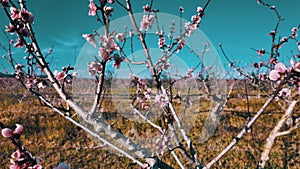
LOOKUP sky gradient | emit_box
[0,0,299,74]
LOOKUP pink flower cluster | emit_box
[10,7,34,23]
[131,76,156,111]
[54,65,77,82]
[291,27,298,39]
[98,35,118,61]
[140,15,155,31]
[143,4,150,12]
[269,63,287,81]
[155,134,171,155]
[186,68,194,78]
[112,54,124,69]
[5,7,33,38]
[103,6,114,17]
[88,0,114,17]
[154,93,169,108]
[184,6,203,37]
[14,64,25,78]
[157,31,166,49]
[1,124,23,138]
[4,6,35,48]
[88,0,97,16]
[54,70,67,81]
[24,76,48,89]
[269,61,300,94]
[256,49,265,55]
[9,149,42,169]
[82,33,97,47]
[2,124,43,169]
[88,60,103,76]
[156,58,170,73]
[175,39,185,53]
[269,62,296,81]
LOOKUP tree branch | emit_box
[258,100,298,168]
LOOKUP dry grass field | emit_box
[0,78,299,168]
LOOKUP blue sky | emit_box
[0,0,299,74]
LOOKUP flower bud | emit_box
[1,128,14,138]
[14,124,23,135]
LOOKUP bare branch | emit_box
[204,91,278,169]
[258,100,298,168]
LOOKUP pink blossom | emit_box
[98,47,110,61]
[291,32,298,39]
[11,150,22,160]
[270,58,278,65]
[82,34,97,47]
[290,59,300,72]
[98,35,118,60]
[71,72,78,77]
[115,33,125,42]
[28,165,42,169]
[197,6,204,17]
[5,24,15,34]
[19,27,31,37]
[88,61,102,76]
[186,68,194,78]
[184,22,197,37]
[54,70,67,81]
[100,35,117,50]
[269,70,280,81]
[268,30,276,36]
[14,124,23,135]
[256,49,265,55]
[107,0,114,4]
[1,128,14,138]
[112,54,124,69]
[10,7,20,20]
[197,6,203,14]
[88,0,97,16]
[179,6,184,12]
[280,36,288,43]
[274,63,287,73]
[191,15,201,25]
[140,15,155,31]
[15,64,24,70]
[176,39,185,53]
[154,93,169,107]
[278,88,291,97]
[37,81,47,89]
[143,4,150,12]
[1,124,23,138]
[258,73,267,81]
[257,0,262,5]
[14,63,25,78]
[291,27,298,38]
[157,32,166,49]
[292,27,298,32]
[157,59,170,72]
[19,8,34,23]
[103,6,114,17]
